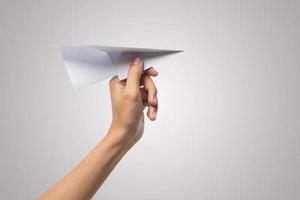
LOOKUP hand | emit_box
[108,56,158,147]
[38,57,159,200]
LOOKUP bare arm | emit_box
[38,57,158,200]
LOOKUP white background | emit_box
[0,0,299,199]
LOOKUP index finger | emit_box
[126,56,144,90]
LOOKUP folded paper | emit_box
[59,45,182,89]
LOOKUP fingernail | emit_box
[132,56,140,64]
[152,112,157,120]
[153,96,157,105]
[152,67,158,74]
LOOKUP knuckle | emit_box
[109,77,116,86]
[124,90,139,100]
[130,65,142,74]
[153,86,157,94]
[151,86,157,95]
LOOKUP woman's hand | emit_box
[38,56,159,200]
[108,56,158,147]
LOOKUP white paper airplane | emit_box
[59,45,182,89]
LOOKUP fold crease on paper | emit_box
[59,45,183,89]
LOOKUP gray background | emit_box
[0,0,299,199]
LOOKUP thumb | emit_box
[126,56,144,89]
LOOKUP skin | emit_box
[38,57,158,200]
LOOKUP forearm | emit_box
[39,57,158,199]
[38,128,131,200]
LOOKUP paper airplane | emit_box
[59,45,182,89]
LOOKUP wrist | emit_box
[106,125,132,149]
